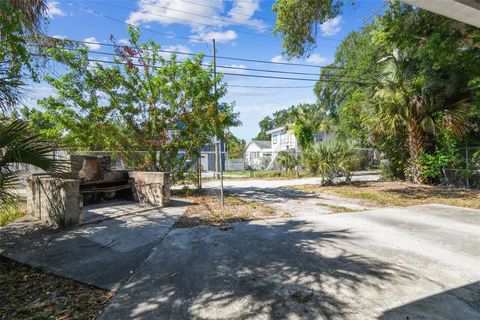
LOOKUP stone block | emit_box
[27,175,83,227]
[128,171,170,207]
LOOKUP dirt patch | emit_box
[173,193,288,228]
[326,205,361,213]
[293,181,480,209]
[0,256,114,320]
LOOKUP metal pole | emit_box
[466,139,470,189]
[213,38,224,205]
[197,151,202,190]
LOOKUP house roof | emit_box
[266,126,286,135]
[253,140,272,149]
[402,0,480,27]
[244,140,271,152]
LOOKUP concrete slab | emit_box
[100,204,480,319]
[0,200,189,291]
[202,172,380,216]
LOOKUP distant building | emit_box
[266,126,297,152]
[199,139,225,172]
[243,140,272,169]
[244,126,336,170]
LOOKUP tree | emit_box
[0,119,65,208]
[289,2,480,182]
[224,132,245,159]
[273,0,342,57]
[367,50,471,183]
[292,103,328,150]
[0,0,47,113]
[254,104,313,140]
[0,1,68,217]
[39,27,240,183]
[302,139,359,184]
[275,150,297,174]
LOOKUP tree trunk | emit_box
[407,121,425,184]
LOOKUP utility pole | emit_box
[213,38,224,205]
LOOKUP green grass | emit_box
[293,181,480,209]
[0,202,26,227]
[327,205,360,213]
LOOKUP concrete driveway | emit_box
[100,203,480,319]
[0,200,189,290]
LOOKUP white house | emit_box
[243,140,272,169]
[267,126,297,152]
[264,126,335,170]
[244,126,336,170]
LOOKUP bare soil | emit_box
[174,193,288,228]
[294,181,480,209]
[0,256,114,320]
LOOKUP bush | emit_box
[302,140,360,184]
[0,201,25,226]
[418,129,461,183]
[275,150,298,174]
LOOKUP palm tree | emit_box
[0,0,47,113]
[367,50,470,183]
[291,103,331,151]
[275,150,297,174]
[0,119,65,209]
[0,0,65,213]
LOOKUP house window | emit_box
[272,135,277,144]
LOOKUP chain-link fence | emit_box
[243,148,381,171]
[441,146,480,189]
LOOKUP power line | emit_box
[89,0,271,33]
[68,1,192,41]
[230,85,314,89]
[40,37,351,70]
[176,0,271,21]
[35,53,372,85]
[73,1,342,44]
[36,43,370,80]
[43,46,327,76]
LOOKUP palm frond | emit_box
[0,118,67,209]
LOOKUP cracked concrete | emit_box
[2,173,479,319]
[100,203,480,319]
[0,200,189,290]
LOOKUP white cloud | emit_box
[163,44,191,53]
[320,16,342,36]
[306,54,328,64]
[190,30,237,43]
[271,55,285,63]
[21,85,55,109]
[158,44,191,59]
[227,0,265,31]
[271,53,329,65]
[83,37,101,50]
[126,0,264,43]
[222,64,246,75]
[47,1,65,18]
[117,38,130,45]
[127,0,222,26]
[52,35,67,39]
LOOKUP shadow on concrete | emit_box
[0,200,190,290]
[100,219,413,319]
[380,281,480,320]
[384,185,476,200]
[227,187,320,204]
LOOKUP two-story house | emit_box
[244,126,335,170]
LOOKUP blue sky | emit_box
[27,0,386,141]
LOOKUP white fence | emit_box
[225,159,244,171]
